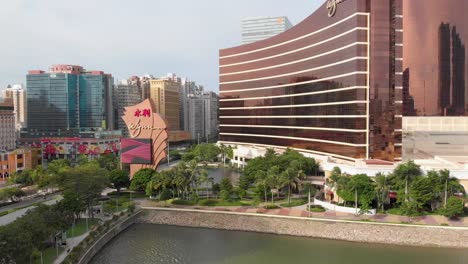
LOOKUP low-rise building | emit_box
[0,148,41,180]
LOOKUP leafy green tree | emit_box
[409,176,435,212]
[393,161,422,201]
[0,186,25,202]
[60,162,110,218]
[220,177,233,201]
[97,154,119,171]
[8,170,33,186]
[130,168,155,192]
[442,196,465,218]
[336,174,375,212]
[110,169,130,193]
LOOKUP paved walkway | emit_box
[53,232,89,264]
[141,200,467,227]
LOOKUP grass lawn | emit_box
[33,246,64,264]
[198,199,253,207]
[171,199,253,207]
[279,198,308,208]
[66,218,100,238]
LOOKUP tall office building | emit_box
[0,99,16,151]
[114,80,142,136]
[149,78,181,131]
[200,91,219,140]
[241,16,293,44]
[220,0,403,162]
[26,65,114,133]
[2,84,27,131]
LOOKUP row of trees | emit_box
[181,143,233,164]
[0,155,126,263]
[240,149,320,204]
[131,160,211,201]
[328,161,466,217]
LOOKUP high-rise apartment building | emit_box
[241,16,293,44]
[2,84,27,131]
[129,75,153,101]
[114,80,142,136]
[26,65,114,133]
[149,78,181,131]
[0,100,16,151]
[187,91,219,141]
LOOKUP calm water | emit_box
[206,168,241,185]
[90,224,468,264]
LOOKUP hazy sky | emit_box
[0,0,322,92]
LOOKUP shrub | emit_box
[198,199,218,206]
[264,204,280,209]
[220,190,231,201]
[441,196,465,219]
[171,199,196,206]
[308,205,325,212]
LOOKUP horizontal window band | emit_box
[221,42,368,76]
[395,101,403,104]
[220,56,368,84]
[220,28,368,68]
[220,71,368,94]
[220,124,367,133]
[220,100,368,110]
[220,115,368,119]
[220,12,369,59]
[217,141,359,162]
[220,133,367,147]
[220,86,368,102]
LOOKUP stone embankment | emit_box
[138,208,468,249]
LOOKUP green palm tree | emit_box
[374,173,389,212]
[255,170,268,203]
[281,161,305,204]
[266,166,284,203]
[393,161,422,201]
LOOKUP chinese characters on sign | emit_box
[134,108,152,118]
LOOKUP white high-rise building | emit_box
[241,16,293,44]
[2,84,27,132]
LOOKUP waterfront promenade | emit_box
[140,200,467,227]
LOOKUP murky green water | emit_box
[90,224,468,264]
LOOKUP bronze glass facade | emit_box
[403,0,467,116]
[219,0,402,161]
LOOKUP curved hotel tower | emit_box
[219,0,403,162]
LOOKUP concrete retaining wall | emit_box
[78,211,141,264]
[138,208,468,249]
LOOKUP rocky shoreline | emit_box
[138,208,468,249]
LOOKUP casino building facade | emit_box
[219,0,404,162]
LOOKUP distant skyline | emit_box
[0,0,322,92]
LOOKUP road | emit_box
[0,196,62,226]
[157,160,181,172]
[0,193,59,214]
